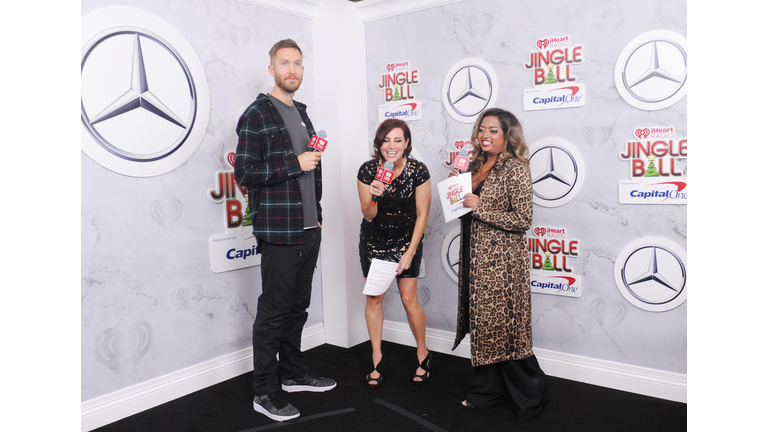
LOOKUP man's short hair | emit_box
[269,39,303,64]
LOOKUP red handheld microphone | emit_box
[304,130,327,175]
[453,149,470,171]
[371,161,395,206]
[308,130,328,152]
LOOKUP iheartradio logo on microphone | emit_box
[308,133,328,152]
[443,139,474,168]
[375,166,395,184]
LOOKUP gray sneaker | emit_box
[253,392,300,422]
[281,374,337,393]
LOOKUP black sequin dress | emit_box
[357,157,431,279]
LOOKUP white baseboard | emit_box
[80,323,326,432]
[82,320,685,431]
[382,320,687,404]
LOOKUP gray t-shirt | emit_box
[267,93,318,229]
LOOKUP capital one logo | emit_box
[528,138,585,207]
[442,58,498,123]
[614,30,687,111]
[81,6,210,177]
[613,237,687,312]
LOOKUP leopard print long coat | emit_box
[452,157,534,367]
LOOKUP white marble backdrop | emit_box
[80,0,321,401]
[363,0,687,374]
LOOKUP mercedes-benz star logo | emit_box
[81,6,210,177]
[622,246,686,304]
[82,30,196,162]
[531,146,577,198]
[441,226,462,282]
[614,30,687,111]
[447,66,489,114]
[614,237,687,312]
[528,138,584,208]
[442,58,498,123]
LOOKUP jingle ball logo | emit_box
[208,151,260,273]
[209,152,250,229]
[613,237,687,312]
[523,36,585,111]
[378,61,419,103]
[525,36,582,86]
[377,60,422,122]
[528,228,579,273]
[618,126,687,204]
[529,225,582,297]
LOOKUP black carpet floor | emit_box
[93,341,686,431]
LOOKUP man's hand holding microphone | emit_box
[300,130,327,173]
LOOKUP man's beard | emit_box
[276,74,301,94]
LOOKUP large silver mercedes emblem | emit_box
[528,138,585,208]
[614,237,687,312]
[81,6,210,177]
[614,30,687,111]
[82,30,196,162]
[441,226,462,282]
[442,58,498,123]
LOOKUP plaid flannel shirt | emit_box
[234,93,322,245]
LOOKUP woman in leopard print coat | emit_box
[450,108,548,422]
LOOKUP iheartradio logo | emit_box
[633,126,676,140]
[385,61,409,73]
[453,140,474,151]
[634,128,650,140]
[227,152,236,168]
[533,226,566,238]
[535,36,569,50]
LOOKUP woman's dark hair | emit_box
[372,119,412,163]
[467,108,529,174]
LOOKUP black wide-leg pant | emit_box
[252,227,321,396]
[466,355,549,422]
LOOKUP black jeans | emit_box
[252,227,321,396]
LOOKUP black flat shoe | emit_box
[413,351,432,385]
[366,356,384,389]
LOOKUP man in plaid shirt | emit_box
[234,39,336,423]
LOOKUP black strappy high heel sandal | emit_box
[413,350,432,385]
[366,356,384,389]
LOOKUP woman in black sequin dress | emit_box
[356,119,432,388]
